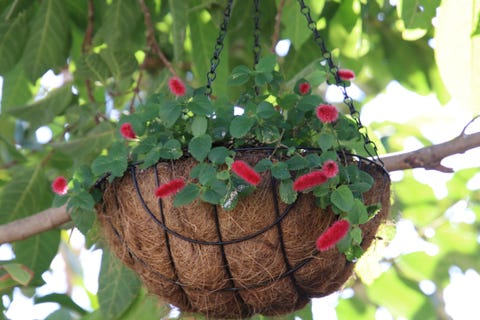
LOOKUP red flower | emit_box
[298,82,311,95]
[231,160,261,186]
[316,220,350,251]
[168,77,186,97]
[316,104,338,123]
[322,160,339,178]
[120,123,136,140]
[155,178,186,198]
[337,69,355,81]
[293,171,328,191]
[52,176,68,195]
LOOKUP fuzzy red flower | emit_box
[168,77,186,97]
[52,176,68,195]
[316,220,350,251]
[231,160,261,186]
[322,160,339,178]
[155,178,186,198]
[293,171,328,191]
[298,82,311,95]
[120,123,136,140]
[316,104,339,123]
[337,69,355,81]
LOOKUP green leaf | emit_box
[279,179,297,204]
[331,185,354,212]
[0,12,28,73]
[13,230,60,285]
[161,139,183,160]
[70,207,96,235]
[141,147,161,168]
[94,0,142,49]
[91,142,128,180]
[228,65,251,86]
[100,49,139,79]
[191,116,208,137]
[229,115,255,138]
[208,147,230,164]
[255,158,273,172]
[282,2,311,50]
[286,154,309,170]
[256,101,277,119]
[23,0,70,81]
[197,164,217,185]
[255,54,277,73]
[271,162,291,180]
[297,94,322,112]
[68,190,95,211]
[75,53,111,83]
[188,134,212,161]
[350,226,363,245]
[7,85,74,129]
[98,248,141,320]
[188,95,213,116]
[0,63,34,110]
[397,0,440,30]
[158,100,182,128]
[0,165,52,224]
[173,184,200,207]
[3,263,33,286]
[52,122,115,165]
[345,199,369,224]
[318,132,335,151]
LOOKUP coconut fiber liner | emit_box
[96,149,391,319]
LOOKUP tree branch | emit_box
[0,205,70,244]
[1,130,480,244]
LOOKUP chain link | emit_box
[296,0,382,164]
[205,0,234,96]
[252,0,261,66]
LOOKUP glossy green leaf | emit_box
[331,185,354,212]
[188,134,212,161]
[7,85,74,129]
[279,179,297,204]
[230,116,255,138]
[23,0,70,81]
[174,183,200,207]
[98,248,141,320]
[191,116,208,136]
[0,12,28,73]
[3,263,33,286]
[13,230,60,285]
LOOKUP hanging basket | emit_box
[96,149,390,319]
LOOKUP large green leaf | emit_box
[7,85,74,129]
[282,1,310,50]
[12,230,60,285]
[0,62,35,110]
[0,165,52,224]
[0,12,28,73]
[23,0,70,81]
[94,0,142,50]
[75,53,111,84]
[98,248,141,320]
[397,0,440,39]
[99,50,138,79]
[52,122,115,164]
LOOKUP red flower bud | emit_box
[293,171,328,191]
[168,77,187,97]
[120,123,136,140]
[322,160,339,178]
[316,220,350,251]
[231,160,261,186]
[316,104,339,124]
[155,178,186,198]
[337,69,355,81]
[52,176,68,195]
[298,82,311,95]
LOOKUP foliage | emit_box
[0,0,479,320]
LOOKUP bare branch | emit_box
[0,205,70,244]
[382,131,480,172]
[2,130,480,244]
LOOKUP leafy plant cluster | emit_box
[60,54,380,260]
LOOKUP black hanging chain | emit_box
[206,0,234,96]
[252,0,261,66]
[296,0,382,165]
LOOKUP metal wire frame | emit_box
[101,147,389,292]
